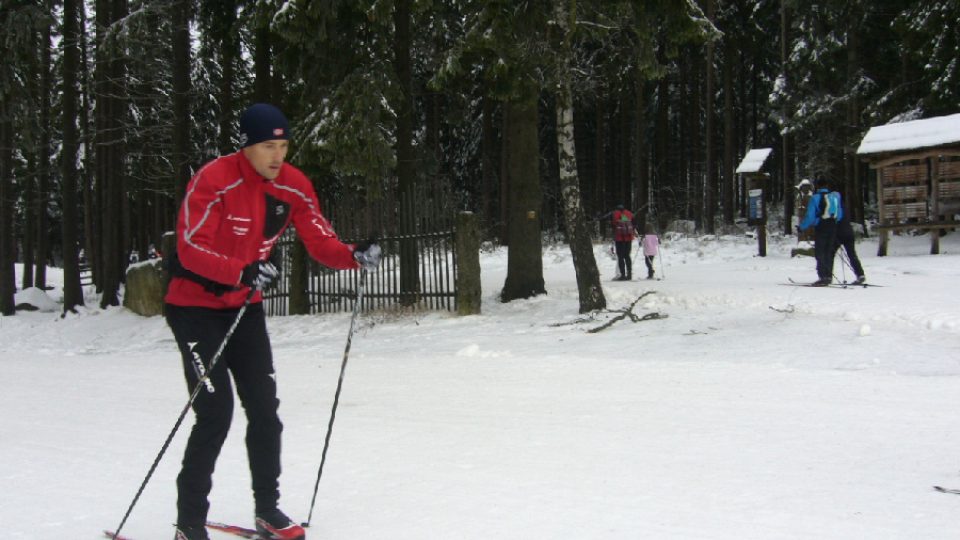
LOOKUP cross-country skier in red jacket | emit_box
[165,103,381,540]
[602,204,636,280]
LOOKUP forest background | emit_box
[0,0,957,315]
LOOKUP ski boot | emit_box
[174,525,210,540]
[255,509,305,540]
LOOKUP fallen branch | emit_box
[586,291,667,333]
[550,314,601,327]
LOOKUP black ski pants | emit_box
[165,302,282,526]
[833,220,865,278]
[644,255,656,278]
[814,219,838,281]
[615,240,633,278]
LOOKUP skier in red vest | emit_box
[605,204,636,280]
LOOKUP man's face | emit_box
[242,139,289,180]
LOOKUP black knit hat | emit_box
[239,103,289,148]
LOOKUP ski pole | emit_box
[110,287,257,540]
[840,248,854,274]
[657,237,666,280]
[303,269,368,528]
[837,248,855,284]
[838,247,848,284]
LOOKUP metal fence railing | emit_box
[262,183,457,316]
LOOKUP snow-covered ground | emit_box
[2,231,959,540]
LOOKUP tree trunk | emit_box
[499,107,510,243]
[780,0,794,235]
[34,0,56,290]
[551,0,603,313]
[0,95,15,315]
[704,0,716,234]
[594,97,606,211]
[425,90,441,182]
[690,49,703,227]
[21,18,41,291]
[394,0,420,305]
[98,0,127,309]
[172,0,192,200]
[722,38,735,226]
[737,40,748,218]
[61,0,85,313]
[217,1,237,154]
[79,0,95,288]
[845,21,864,230]
[480,96,496,236]
[633,72,649,229]
[22,163,35,291]
[556,79,606,312]
[501,92,546,302]
[253,26,272,102]
[288,241,309,315]
[654,47,669,220]
[677,55,689,222]
[94,0,109,291]
[541,94,560,233]
[617,90,631,206]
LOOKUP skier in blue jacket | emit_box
[798,177,842,286]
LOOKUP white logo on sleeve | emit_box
[227,214,251,236]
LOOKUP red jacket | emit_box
[165,151,359,309]
[612,209,635,242]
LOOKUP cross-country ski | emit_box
[784,277,884,288]
[206,521,264,539]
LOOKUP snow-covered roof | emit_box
[735,148,773,174]
[857,113,960,156]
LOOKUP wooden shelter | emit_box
[857,113,960,255]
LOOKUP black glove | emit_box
[241,260,279,290]
[353,238,382,271]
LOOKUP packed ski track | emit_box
[2,232,959,539]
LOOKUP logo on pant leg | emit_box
[188,341,216,393]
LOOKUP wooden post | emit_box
[746,174,767,257]
[759,191,767,257]
[455,211,481,315]
[930,157,940,255]
[289,241,310,315]
[161,231,176,288]
[877,167,888,256]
